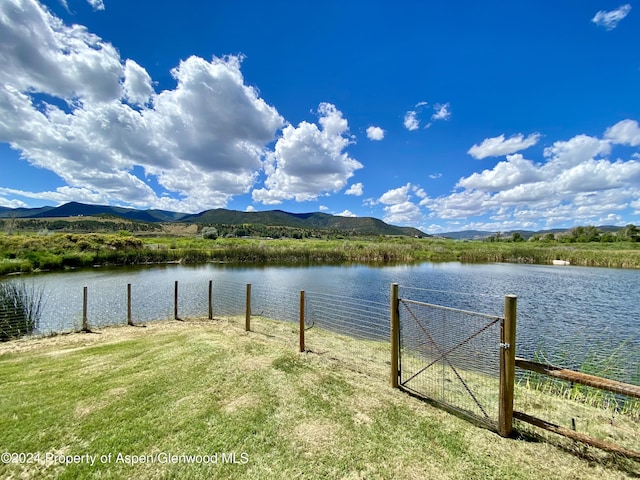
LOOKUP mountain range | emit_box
[1,202,627,239]
[0,202,427,237]
[440,226,625,241]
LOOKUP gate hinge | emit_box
[499,342,510,350]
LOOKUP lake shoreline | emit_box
[2,233,640,276]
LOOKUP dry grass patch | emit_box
[221,393,261,414]
[290,419,340,455]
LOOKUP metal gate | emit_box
[397,297,505,428]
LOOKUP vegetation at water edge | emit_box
[0,281,43,341]
[1,229,640,275]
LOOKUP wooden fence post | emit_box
[499,294,517,437]
[82,286,89,332]
[390,283,400,388]
[299,290,305,353]
[245,283,251,331]
[208,280,213,320]
[174,280,181,321]
[127,283,133,326]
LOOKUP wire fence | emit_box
[304,291,390,375]
[210,280,246,320]
[0,282,45,341]
[398,284,639,389]
[2,277,637,390]
[1,276,638,455]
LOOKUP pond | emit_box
[6,261,640,383]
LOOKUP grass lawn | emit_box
[0,319,638,479]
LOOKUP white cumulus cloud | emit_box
[382,201,424,225]
[0,196,28,208]
[604,119,640,146]
[378,183,425,225]
[423,121,640,228]
[0,0,123,102]
[366,125,385,140]
[252,103,363,204]
[379,183,411,205]
[404,101,451,131]
[458,154,542,191]
[431,103,451,122]
[403,110,420,131]
[0,0,286,213]
[467,133,541,160]
[87,0,105,10]
[345,183,363,196]
[335,209,357,217]
[122,59,154,106]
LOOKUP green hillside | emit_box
[0,203,427,237]
[184,209,424,236]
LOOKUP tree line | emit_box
[485,224,639,243]
[199,224,359,240]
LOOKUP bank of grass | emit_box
[0,319,638,479]
[452,241,640,268]
[2,232,640,275]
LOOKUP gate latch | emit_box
[499,342,510,350]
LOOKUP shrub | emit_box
[202,227,219,240]
[0,259,32,275]
[0,282,44,341]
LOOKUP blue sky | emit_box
[1,0,639,233]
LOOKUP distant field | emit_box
[0,318,638,479]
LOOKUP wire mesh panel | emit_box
[129,280,174,324]
[398,298,503,427]
[86,284,128,328]
[177,279,210,319]
[251,284,300,324]
[29,281,83,335]
[211,280,247,324]
[304,291,390,376]
[249,283,300,342]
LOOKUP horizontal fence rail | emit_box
[513,411,640,461]
[516,358,640,399]
[514,357,640,460]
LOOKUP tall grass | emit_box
[2,233,640,275]
[0,281,44,341]
[456,242,640,268]
[518,340,640,418]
